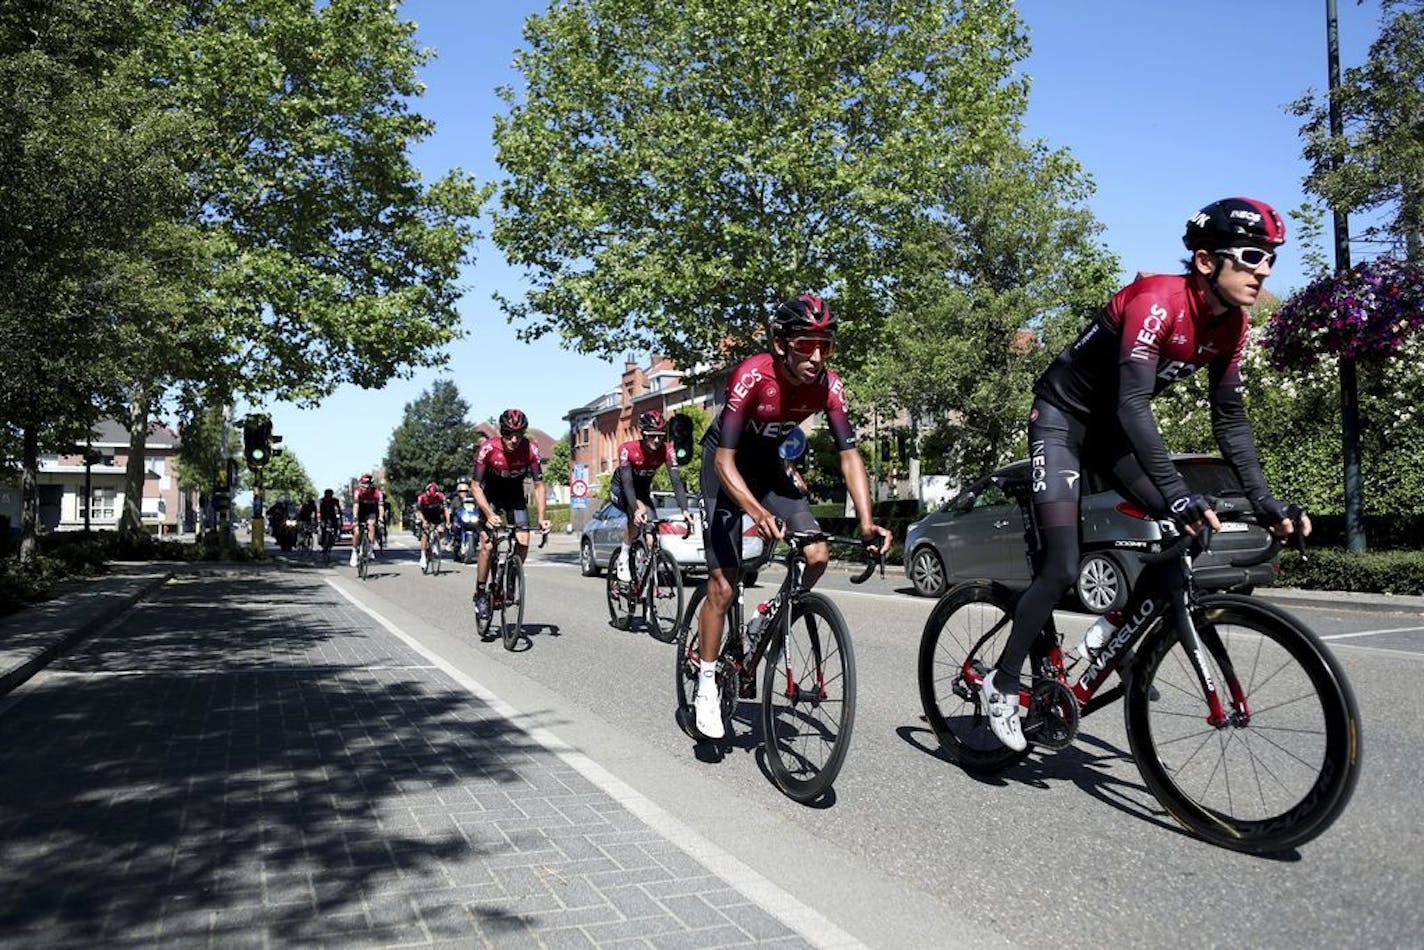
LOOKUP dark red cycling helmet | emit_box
[771,293,836,337]
[1184,198,1286,250]
[498,408,528,436]
[425,482,440,495]
[358,473,373,487]
[638,409,666,435]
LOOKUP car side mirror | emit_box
[952,493,976,514]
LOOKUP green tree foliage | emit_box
[493,0,1036,371]
[383,380,478,505]
[543,435,572,486]
[176,407,245,495]
[861,138,1119,477]
[261,450,315,504]
[1291,0,1424,261]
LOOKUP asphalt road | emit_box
[309,531,1422,947]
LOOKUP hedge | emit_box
[1277,548,1424,595]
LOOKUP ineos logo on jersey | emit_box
[730,367,765,404]
[1156,359,1198,382]
[1130,304,1169,362]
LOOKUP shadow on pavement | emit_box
[0,575,591,944]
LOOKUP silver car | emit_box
[903,454,1277,612]
[578,492,764,578]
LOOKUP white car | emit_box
[578,492,764,578]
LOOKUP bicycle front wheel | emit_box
[647,549,684,644]
[917,582,1029,773]
[761,593,856,804]
[501,555,525,651]
[358,538,370,580]
[1126,594,1361,853]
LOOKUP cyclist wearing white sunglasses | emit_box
[978,197,1311,753]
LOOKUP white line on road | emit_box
[1320,625,1424,641]
[326,578,866,950]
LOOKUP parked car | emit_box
[579,492,765,579]
[903,454,1278,612]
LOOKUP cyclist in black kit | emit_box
[980,198,1312,752]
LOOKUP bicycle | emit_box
[675,529,881,804]
[475,521,549,651]
[420,522,445,576]
[318,519,339,564]
[606,517,686,642]
[917,478,1361,853]
[296,521,315,556]
[354,527,374,581]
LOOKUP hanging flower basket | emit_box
[1262,256,1424,371]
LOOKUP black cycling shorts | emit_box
[700,442,816,573]
[610,480,654,517]
[356,502,380,524]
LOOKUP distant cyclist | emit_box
[979,198,1312,752]
[694,293,892,739]
[415,481,450,571]
[349,474,385,567]
[318,489,342,546]
[470,409,552,623]
[612,409,693,582]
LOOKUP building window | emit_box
[82,488,116,522]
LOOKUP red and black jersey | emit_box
[416,489,447,516]
[1034,273,1270,510]
[354,486,384,507]
[615,437,688,510]
[705,353,857,462]
[473,437,543,487]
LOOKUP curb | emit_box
[0,571,173,698]
[1255,586,1424,615]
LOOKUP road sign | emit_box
[779,427,807,461]
[571,479,588,498]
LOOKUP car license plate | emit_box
[1217,521,1248,532]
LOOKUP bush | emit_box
[1277,548,1424,595]
[546,504,572,533]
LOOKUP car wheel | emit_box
[1077,552,1128,614]
[909,546,948,598]
[580,538,600,577]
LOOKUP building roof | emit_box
[88,418,181,448]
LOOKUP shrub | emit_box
[1277,548,1424,595]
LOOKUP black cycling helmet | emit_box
[638,409,666,435]
[1184,197,1287,250]
[498,408,528,436]
[771,293,836,337]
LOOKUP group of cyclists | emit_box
[300,197,1311,758]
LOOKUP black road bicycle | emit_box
[421,522,445,576]
[676,530,881,804]
[475,522,549,651]
[606,517,686,642]
[318,519,338,565]
[918,477,1361,853]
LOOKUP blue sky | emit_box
[262,0,1386,495]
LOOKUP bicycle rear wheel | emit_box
[431,534,443,576]
[1126,594,1361,853]
[762,593,856,804]
[500,556,525,651]
[358,536,370,580]
[647,549,684,644]
[917,582,1030,772]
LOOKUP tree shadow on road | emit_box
[0,574,636,945]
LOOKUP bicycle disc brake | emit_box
[1025,680,1079,750]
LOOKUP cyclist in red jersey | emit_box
[470,409,551,623]
[612,409,693,582]
[980,198,1313,752]
[349,473,385,567]
[415,482,450,571]
[692,293,892,739]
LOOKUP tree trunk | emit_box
[18,423,39,567]
[118,390,154,542]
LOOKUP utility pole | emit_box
[1327,0,1367,552]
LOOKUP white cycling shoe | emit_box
[694,679,725,739]
[349,550,358,567]
[616,553,632,583]
[980,670,1027,752]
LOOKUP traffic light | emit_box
[669,413,695,466]
[212,488,231,512]
[270,433,284,460]
[243,413,273,469]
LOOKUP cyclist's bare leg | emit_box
[476,532,493,584]
[698,568,735,664]
[514,529,529,561]
[798,540,829,589]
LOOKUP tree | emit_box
[261,451,315,504]
[383,380,478,505]
[0,0,194,563]
[1291,1,1424,262]
[543,435,572,487]
[107,0,491,538]
[860,138,1120,478]
[493,0,1036,371]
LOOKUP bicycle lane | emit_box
[0,567,934,948]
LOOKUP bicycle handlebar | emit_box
[480,521,551,549]
[1138,497,1307,567]
[779,525,886,585]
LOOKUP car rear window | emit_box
[1177,459,1245,496]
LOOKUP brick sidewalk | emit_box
[0,571,827,948]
